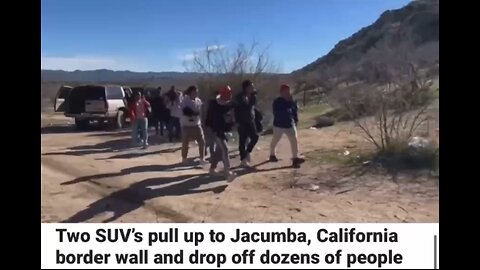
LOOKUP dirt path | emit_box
[41,116,438,223]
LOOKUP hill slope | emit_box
[293,0,439,79]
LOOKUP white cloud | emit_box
[41,56,137,71]
[206,44,225,52]
[180,54,197,61]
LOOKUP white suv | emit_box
[55,84,132,130]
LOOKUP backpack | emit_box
[254,108,263,132]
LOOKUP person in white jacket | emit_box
[180,85,206,165]
[165,85,183,142]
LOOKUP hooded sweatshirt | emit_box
[233,90,257,127]
[272,96,298,128]
[206,95,235,139]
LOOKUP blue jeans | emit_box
[132,118,148,146]
[167,117,181,142]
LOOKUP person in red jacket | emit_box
[129,91,151,149]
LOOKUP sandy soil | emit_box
[41,114,438,223]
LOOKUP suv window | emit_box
[58,87,71,98]
[106,86,124,99]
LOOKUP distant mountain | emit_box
[42,0,439,90]
[41,69,201,83]
[293,0,439,79]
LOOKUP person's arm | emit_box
[128,102,136,120]
[233,98,241,124]
[145,99,152,115]
[182,100,199,116]
[272,98,281,118]
[293,102,299,125]
[183,107,199,116]
[144,99,151,107]
[205,101,214,128]
[249,92,257,106]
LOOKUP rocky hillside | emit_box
[293,0,439,80]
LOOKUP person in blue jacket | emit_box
[269,84,305,167]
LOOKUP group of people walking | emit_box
[128,80,305,181]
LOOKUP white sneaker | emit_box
[209,168,220,176]
[198,159,208,166]
[225,171,237,182]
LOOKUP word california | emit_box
[230,228,398,243]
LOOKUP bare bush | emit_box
[184,42,282,127]
[184,42,279,91]
[331,63,435,156]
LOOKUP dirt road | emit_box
[41,115,438,223]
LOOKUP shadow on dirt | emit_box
[99,147,182,160]
[62,160,289,223]
[42,138,135,156]
[41,122,113,135]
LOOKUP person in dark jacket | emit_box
[269,84,305,167]
[164,85,183,142]
[202,90,219,157]
[234,79,259,167]
[205,85,237,181]
[147,87,169,136]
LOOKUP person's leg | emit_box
[131,120,139,145]
[194,126,206,161]
[238,126,248,161]
[159,119,164,136]
[153,116,159,136]
[287,126,304,167]
[217,136,235,180]
[285,126,299,158]
[217,137,230,172]
[209,139,220,171]
[203,127,212,156]
[208,128,217,155]
[175,117,182,141]
[209,141,215,157]
[141,118,149,147]
[181,126,191,161]
[269,127,284,160]
[167,119,173,142]
[245,124,259,157]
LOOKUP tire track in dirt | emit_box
[41,155,192,222]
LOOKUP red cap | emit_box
[280,84,290,92]
[219,85,232,98]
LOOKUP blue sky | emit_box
[41,0,410,72]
